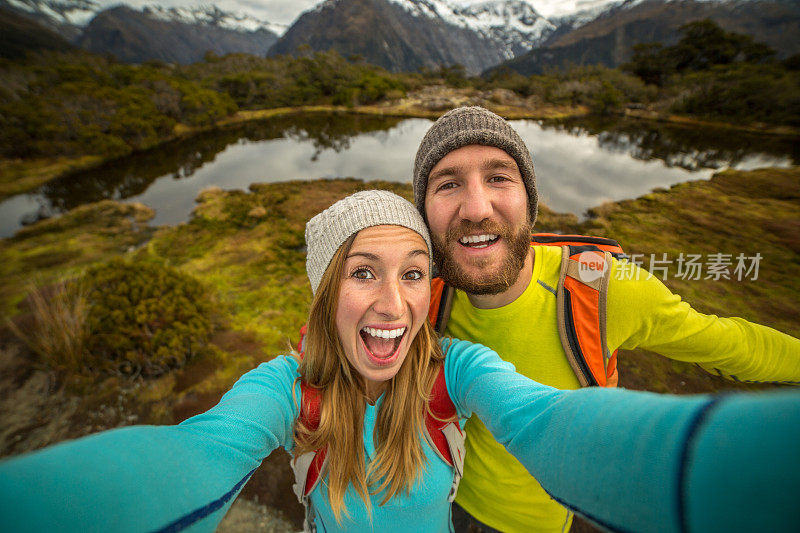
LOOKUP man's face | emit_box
[424,144,531,295]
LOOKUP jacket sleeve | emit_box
[605,259,800,384]
[0,355,300,533]
[444,338,800,533]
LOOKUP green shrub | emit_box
[82,258,214,377]
[671,64,800,126]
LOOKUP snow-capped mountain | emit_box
[77,4,280,63]
[270,0,528,73]
[139,5,286,36]
[452,0,555,57]
[383,0,555,58]
[2,0,286,41]
[494,0,800,75]
[4,0,97,26]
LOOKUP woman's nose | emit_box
[373,279,404,319]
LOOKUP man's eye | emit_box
[403,270,424,281]
[436,181,457,192]
[489,175,510,183]
[352,268,374,280]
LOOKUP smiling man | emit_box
[412,106,800,532]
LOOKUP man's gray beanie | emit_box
[305,190,432,294]
[413,106,538,226]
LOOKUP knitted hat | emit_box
[413,106,538,226]
[305,190,432,294]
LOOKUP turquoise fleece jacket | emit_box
[1,339,799,532]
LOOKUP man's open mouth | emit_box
[459,234,499,249]
[359,326,406,364]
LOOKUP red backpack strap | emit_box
[555,245,619,387]
[296,324,308,354]
[429,278,455,334]
[423,363,465,502]
[291,381,329,505]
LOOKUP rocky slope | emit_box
[269,0,553,74]
[492,0,800,75]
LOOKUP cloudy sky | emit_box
[95,0,617,26]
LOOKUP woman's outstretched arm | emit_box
[0,355,301,533]
[445,338,800,533]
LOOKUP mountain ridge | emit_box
[77,5,279,64]
[492,0,800,75]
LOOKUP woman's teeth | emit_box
[361,326,406,339]
[459,234,499,248]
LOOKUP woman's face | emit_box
[335,225,431,400]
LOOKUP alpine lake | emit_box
[1,111,797,238]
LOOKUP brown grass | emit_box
[7,278,89,372]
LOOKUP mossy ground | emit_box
[0,168,798,529]
[579,167,800,393]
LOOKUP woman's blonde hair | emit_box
[294,232,445,522]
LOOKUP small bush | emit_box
[82,259,214,377]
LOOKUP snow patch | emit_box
[387,0,556,56]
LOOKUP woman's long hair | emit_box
[293,233,445,522]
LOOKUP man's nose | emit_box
[373,279,404,319]
[458,181,493,222]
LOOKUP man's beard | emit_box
[432,219,531,295]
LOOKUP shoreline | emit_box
[1,101,797,202]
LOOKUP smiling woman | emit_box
[335,225,430,394]
[0,191,799,533]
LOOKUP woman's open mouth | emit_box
[359,326,406,366]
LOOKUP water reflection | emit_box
[543,116,799,171]
[1,112,796,238]
[39,113,403,216]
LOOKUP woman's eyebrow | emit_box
[346,249,429,261]
[346,251,379,261]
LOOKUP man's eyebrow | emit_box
[428,164,464,183]
[483,158,518,171]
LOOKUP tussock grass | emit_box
[7,278,89,372]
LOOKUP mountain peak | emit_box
[4,0,98,25]
[140,4,286,35]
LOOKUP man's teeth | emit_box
[362,327,406,339]
[459,234,498,247]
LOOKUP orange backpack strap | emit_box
[532,234,622,388]
[531,233,624,256]
[423,363,465,502]
[552,242,620,387]
[429,277,454,334]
